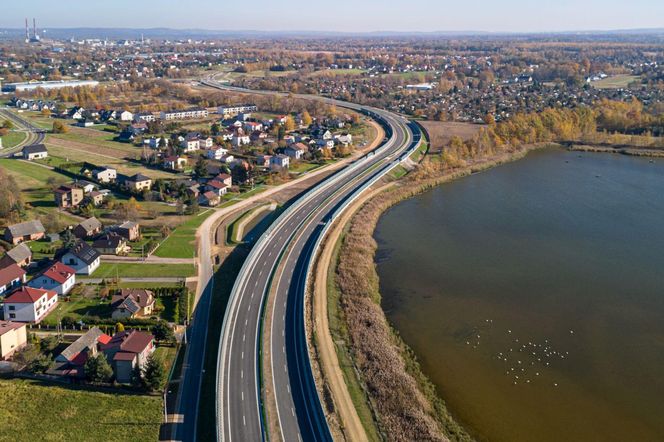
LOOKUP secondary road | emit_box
[210,78,420,441]
[0,108,46,157]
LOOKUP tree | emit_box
[116,322,125,333]
[142,354,166,392]
[194,157,207,178]
[284,116,295,131]
[28,354,53,374]
[84,354,114,383]
[302,111,313,127]
[152,321,175,342]
[61,230,77,249]
[52,120,69,134]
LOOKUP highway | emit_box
[208,78,421,442]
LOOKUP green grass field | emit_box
[153,210,214,258]
[0,379,162,442]
[42,295,112,326]
[591,75,640,89]
[0,158,70,205]
[0,131,27,148]
[89,263,196,279]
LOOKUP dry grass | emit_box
[419,121,483,154]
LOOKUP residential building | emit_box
[205,180,228,196]
[119,110,134,122]
[214,173,233,187]
[0,244,32,268]
[218,104,257,117]
[60,241,101,275]
[0,264,26,296]
[163,156,188,171]
[2,287,57,323]
[206,146,229,161]
[93,233,129,255]
[116,221,140,241]
[110,289,155,320]
[255,154,272,167]
[88,191,104,206]
[54,327,111,376]
[0,321,27,360]
[285,143,307,160]
[144,137,168,149]
[101,330,155,383]
[180,136,200,152]
[28,262,76,295]
[73,217,103,239]
[270,154,290,169]
[133,112,156,123]
[199,191,220,207]
[92,166,117,183]
[22,144,48,160]
[54,185,84,208]
[160,108,208,120]
[3,220,45,245]
[122,174,152,192]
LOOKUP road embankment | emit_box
[327,143,551,442]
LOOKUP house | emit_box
[73,217,103,239]
[163,155,188,171]
[116,221,140,241]
[2,287,57,323]
[93,233,129,255]
[123,174,152,192]
[76,180,97,194]
[316,138,335,150]
[101,330,155,383]
[270,154,290,169]
[218,104,257,117]
[335,133,353,146]
[180,135,200,152]
[92,166,117,183]
[255,154,272,167]
[119,110,134,122]
[214,173,233,187]
[244,121,263,132]
[160,108,208,120]
[27,262,76,295]
[232,129,251,147]
[69,107,85,120]
[88,191,104,206]
[199,191,220,207]
[220,154,235,164]
[111,289,155,319]
[54,327,111,375]
[206,146,229,161]
[0,321,27,360]
[54,185,84,208]
[60,241,101,275]
[76,119,94,128]
[144,137,168,149]
[133,112,156,123]
[22,144,48,160]
[0,264,26,296]
[312,128,333,140]
[205,180,228,196]
[3,220,45,245]
[199,137,214,149]
[285,143,307,160]
[0,244,32,268]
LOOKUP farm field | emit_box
[418,120,483,153]
[591,75,640,89]
[0,379,162,442]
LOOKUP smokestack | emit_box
[33,18,37,39]
[25,18,29,42]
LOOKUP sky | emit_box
[1,0,663,33]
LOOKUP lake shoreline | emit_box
[333,142,554,441]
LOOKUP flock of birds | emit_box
[464,319,573,388]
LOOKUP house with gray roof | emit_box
[72,217,103,239]
[0,243,32,268]
[22,144,48,160]
[60,241,101,275]
[3,220,45,245]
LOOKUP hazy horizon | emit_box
[2,0,663,34]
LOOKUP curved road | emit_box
[0,108,46,157]
[209,79,420,442]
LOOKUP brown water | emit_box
[374,148,664,442]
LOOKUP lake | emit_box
[374,148,664,442]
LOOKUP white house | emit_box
[200,137,214,149]
[2,287,58,323]
[0,264,26,296]
[180,137,200,152]
[22,144,48,160]
[28,262,76,295]
[119,110,134,122]
[285,143,307,160]
[206,146,229,160]
[144,137,168,149]
[60,242,101,275]
[92,167,117,183]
